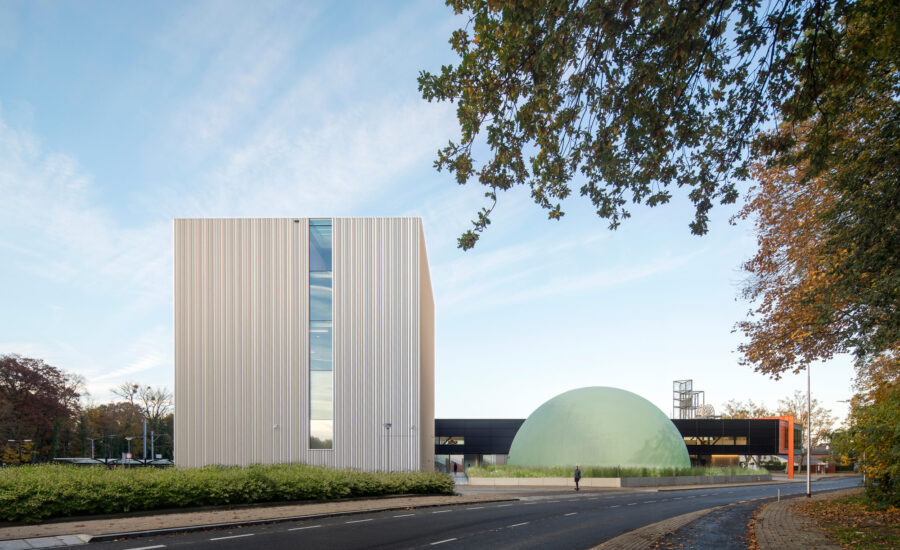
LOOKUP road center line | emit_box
[209,534,254,541]
[587,497,598,500]
[393,513,415,518]
[466,506,485,510]
[431,538,457,545]
[627,503,637,506]
[496,504,513,507]
[288,525,321,531]
[346,519,373,524]
[509,522,529,527]
[125,546,166,550]
[610,505,620,508]
[433,510,451,514]
[565,512,577,516]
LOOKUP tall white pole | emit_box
[807,363,812,498]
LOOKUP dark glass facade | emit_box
[434,419,524,472]
[435,418,798,470]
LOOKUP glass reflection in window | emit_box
[309,272,332,321]
[309,222,332,272]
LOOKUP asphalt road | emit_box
[92,477,861,550]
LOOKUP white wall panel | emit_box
[174,218,433,470]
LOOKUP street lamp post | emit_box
[125,437,134,467]
[105,434,117,467]
[807,364,812,498]
[87,437,100,459]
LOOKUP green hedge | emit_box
[0,464,454,524]
[466,464,767,478]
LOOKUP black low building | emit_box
[672,418,801,467]
[435,417,801,471]
[433,419,524,472]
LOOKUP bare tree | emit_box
[111,382,140,407]
[138,385,173,429]
[110,382,172,431]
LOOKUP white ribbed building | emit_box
[173,218,434,470]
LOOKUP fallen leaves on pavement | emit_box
[793,495,900,549]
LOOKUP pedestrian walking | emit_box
[574,465,582,491]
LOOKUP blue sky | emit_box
[0,1,855,423]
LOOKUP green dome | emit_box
[508,387,690,469]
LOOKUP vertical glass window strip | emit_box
[309,219,333,450]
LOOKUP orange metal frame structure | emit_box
[760,415,796,479]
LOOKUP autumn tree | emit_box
[420,0,898,249]
[737,98,898,378]
[774,390,837,450]
[82,402,144,459]
[720,399,772,419]
[0,355,82,463]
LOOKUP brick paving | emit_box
[591,506,721,550]
[754,487,862,550]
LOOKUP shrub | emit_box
[0,463,454,524]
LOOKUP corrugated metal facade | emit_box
[174,218,434,470]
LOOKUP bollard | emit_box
[777,488,780,502]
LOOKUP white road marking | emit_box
[509,522,529,527]
[645,500,656,503]
[496,504,513,507]
[431,538,457,545]
[467,506,485,510]
[627,503,637,506]
[433,510,451,514]
[125,546,166,550]
[587,497,599,500]
[393,513,415,518]
[610,505,620,508]
[565,512,577,516]
[346,519,373,524]
[210,534,254,541]
[288,525,321,531]
[523,502,536,505]
[547,500,560,503]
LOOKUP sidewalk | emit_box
[754,487,863,550]
[0,493,516,547]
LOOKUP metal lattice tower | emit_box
[672,380,705,419]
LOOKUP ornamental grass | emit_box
[465,464,766,478]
